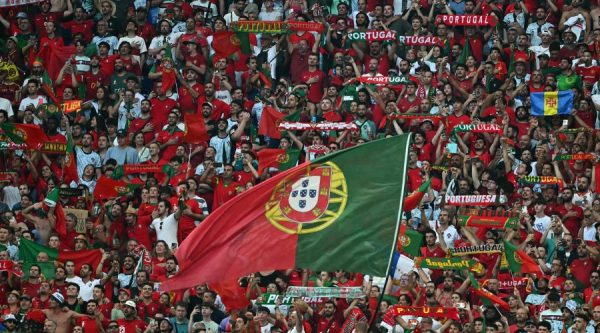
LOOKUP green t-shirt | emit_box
[557,73,583,91]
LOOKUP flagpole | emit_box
[186,143,193,179]
[370,133,413,330]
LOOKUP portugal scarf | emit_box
[450,244,504,256]
[416,257,475,270]
[456,208,520,229]
[347,30,397,42]
[357,76,410,85]
[518,176,563,189]
[553,153,596,161]
[277,122,358,131]
[435,15,498,26]
[381,306,459,329]
[451,123,503,137]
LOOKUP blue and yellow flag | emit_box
[530,91,574,116]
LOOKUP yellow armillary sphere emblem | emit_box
[265,161,348,234]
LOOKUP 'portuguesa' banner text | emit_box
[436,15,498,26]
[444,195,507,206]
[285,287,365,298]
[415,257,475,270]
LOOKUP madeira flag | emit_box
[161,134,413,291]
[530,91,573,116]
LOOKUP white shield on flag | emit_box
[288,176,320,213]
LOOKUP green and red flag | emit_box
[503,240,543,275]
[93,177,140,201]
[403,178,431,211]
[19,237,103,282]
[457,38,471,64]
[184,113,209,144]
[396,224,423,256]
[63,134,79,184]
[212,31,254,58]
[161,134,413,291]
[0,123,47,149]
[468,272,510,310]
[43,188,67,237]
[36,44,77,81]
[256,148,300,175]
[259,106,285,139]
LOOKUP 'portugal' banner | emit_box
[436,15,498,26]
[451,123,503,137]
[277,122,358,132]
[357,76,410,85]
[160,134,413,291]
[381,306,460,329]
[456,208,520,229]
[398,36,441,46]
[449,244,504,256]
[231,21,324,33]
[347,30,397,42]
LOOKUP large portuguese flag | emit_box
[19,237,103,280]
[161,134,412,291]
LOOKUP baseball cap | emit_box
[16,12,28,19]
[118,288,131,297]
[116,129,127,137]
[124,300,137,308]
[4,314,16,322]
[51,292,65,304]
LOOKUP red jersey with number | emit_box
[116,318,146,333]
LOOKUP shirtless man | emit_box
[22,202,54,245]
[41,293,91,333]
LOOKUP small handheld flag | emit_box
[530,91,573,116]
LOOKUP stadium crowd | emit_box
[0,0,600,332]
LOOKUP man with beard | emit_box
[32,281,52,309]
[75,300,104,333]
[136,283,166,318]
[177,68,203,114]
[108,58,136,99]
[51,266,68,295]
[129,100,159,143]
[124,206,152,249]
[149,20,175,59]
[155,111,184,161]
[572,176,594,207]
[78,260,111,302]
[178,178,209,244]
[117,300,146,333]
[150,200,182,248]
[555,187,584,237]
[92,285,113,320]
[428,208,460,249]
[42,292,90,333]
[306,300,342,333]
[164,257,178,279]
[81,55,105,100]
[570,242,598,288]
[75,133,101,179]
[456,134,495,169]
[118,256,137,289]
[198,82,231,121]
[105,130,139,165]
[352,103,376,141]
[201,163,241,210]
[508,307,529,332]
[355,41,392,76]
[420,229,446,282]
[22,265,42,297]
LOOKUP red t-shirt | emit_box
[178,82,204,113]
[300,69,326,103]
[149,97,178,129]
[116,318,146,333]
[212,179,241,211]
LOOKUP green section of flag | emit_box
[235,31,252,55]
[457,38,471,64]
[402,228,423,256]
[22,262,56,280]
[279,149,300,171]
[468,271,492,307]
[295,134,412,277]
[503,240,521,273]
[0,123,23,144]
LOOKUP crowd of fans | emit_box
[0,0,599,332]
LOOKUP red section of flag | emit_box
[212,31,242,58]
[37,44,77,81]
[57,248,103,276]
[516,249,544,275]
[93,177,131,201]
[162,68,177,95]
[402,179,431,211]
[256,148,285,175]
[258,107,284,139]
[473,287,510,310]
[210,280,250,312]
[184,114,209,144]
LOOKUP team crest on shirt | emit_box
[265,162,348,234]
